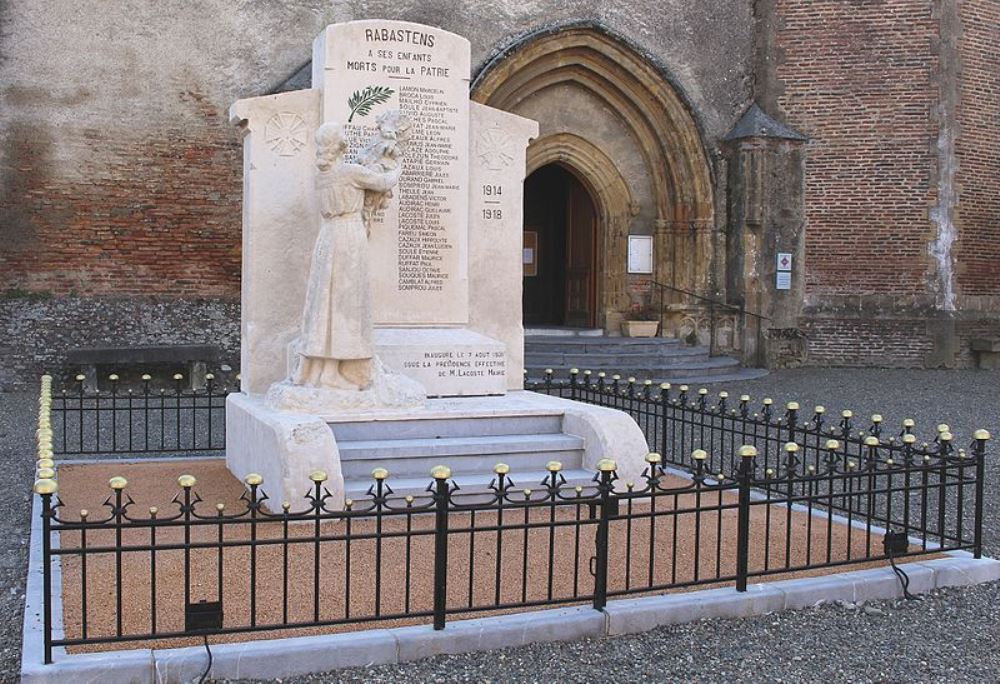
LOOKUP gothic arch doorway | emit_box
[523,163,598,327]
[473,25,716,334]
[521,133,635,330]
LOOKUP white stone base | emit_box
[375,327,506,398]
[227,390,649,506]
[226,393,345,510]
[266,357,426,415]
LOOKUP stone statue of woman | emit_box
[293,121,402,391]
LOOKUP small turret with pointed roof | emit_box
[723,103,808,142]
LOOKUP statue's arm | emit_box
[349,164,402,192]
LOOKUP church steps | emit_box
[523,336,683,351]
[524,348,710,368]
[525,356,744,378]
[523,333,768,385]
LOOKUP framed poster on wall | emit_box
[627,235,653,274]
[523,231,538,277]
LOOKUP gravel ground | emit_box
[2,368,999,682]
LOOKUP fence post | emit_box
[735,446,756,592]
[431,465,452,630]
[592,459,617,611]
[972,430,990,558]
[659,383,670,458]
[784,402,799,446]
[34,482,56,665]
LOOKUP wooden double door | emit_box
[522,164,598,328]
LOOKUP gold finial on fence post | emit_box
[430,465,452,480]
[33,479,57,496]
[596,458,617,472]
[35,375,56,495]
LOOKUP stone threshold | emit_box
[21,494,1000,683]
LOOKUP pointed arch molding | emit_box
[526,133,635,320]
[472,26,715,225]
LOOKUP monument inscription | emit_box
[313,21,470,326]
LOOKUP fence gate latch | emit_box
[185,599,223,634]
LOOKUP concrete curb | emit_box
[21,546,1000,682]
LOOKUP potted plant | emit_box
[621,304,660,337]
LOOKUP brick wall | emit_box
[954,0,1000,296]
[0,126,242,298]
[801,317,933,367]
[773,0,939,297]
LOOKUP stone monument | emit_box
[227,20,649,506]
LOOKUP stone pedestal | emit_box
[226,392,345,510]
[226,390,650,507]
[375,328,506,397]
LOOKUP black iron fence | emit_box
[34,435,988,662]
[31,372,990,663]
[50,373,230,455]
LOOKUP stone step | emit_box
[338,433,584,462]
[524,348,710,368]
[655,367,771,385]
[340,444,585,481]
[344,467,596,502]
[525,356,744,379]
[524,327,604,337]
[527,366,770,387]
[330,414,563,441]
[524,336,682,351]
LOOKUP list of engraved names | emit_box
[397,86,458,292]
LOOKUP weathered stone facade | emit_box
[1,1,997,385]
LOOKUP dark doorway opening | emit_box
[522,164,598,327]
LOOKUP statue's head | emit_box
[315,122,347,170]
[376,111,413,147]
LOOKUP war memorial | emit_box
[10,13,1000,684]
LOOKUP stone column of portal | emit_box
[653,217,671,335]
[723,103,808,368]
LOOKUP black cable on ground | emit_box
[198,633,213,684]
[886,544,918,601]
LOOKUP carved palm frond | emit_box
[347,85,394,122]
